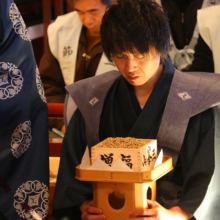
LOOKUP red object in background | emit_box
[47,103,64,157]
[47,103,64,118]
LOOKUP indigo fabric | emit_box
[0,0,49,219]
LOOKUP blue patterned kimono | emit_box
[0,1,49,219]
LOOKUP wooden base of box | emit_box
[93,181,156,220]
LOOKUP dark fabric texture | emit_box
[0,0,49,219]
[190,35,214,72]
[0,211,8,220]
[39,24,102,130]
[161,0,203,49]
[52,60,214,219]
[74,26,103,82]
[52,109,92,220]
[39,40,66,130]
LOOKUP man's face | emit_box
[112,47,161,87]
[74,0,108,35]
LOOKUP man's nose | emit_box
[83,13,94,25]
[126,57,138,72]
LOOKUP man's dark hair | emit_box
[100,0,170,63]
[69,0,114,7]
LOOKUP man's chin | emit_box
[87,28,100,35]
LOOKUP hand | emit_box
[80,200,106,220]
[127,200,193,220]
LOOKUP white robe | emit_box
[197,4,220,73]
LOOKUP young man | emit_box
[39,0,117,131]
[0,0,49,219]
[53,0,220,219]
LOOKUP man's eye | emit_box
[115,54,125,58]
[90,11,97,15]
[134,54,145,59]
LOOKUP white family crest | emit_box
[9,3,31,41]
[14,180,49,220]
[178,92,192,100]
[89,97,99,106]
[11,120,32,158]
[36,67,47,103]
[0,62,23,100]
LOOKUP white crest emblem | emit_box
[11,120,32,158]
[14,180,49,220]
[0,62,23,100]
[36,67,46,103]
[9,3,31,41]
[178,92,192,100]
[89,97,99,106]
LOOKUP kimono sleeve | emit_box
[52,108,93,220]
[176,108,215,214]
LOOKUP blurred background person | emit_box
[156,0,220,71]
[39,0,117,134]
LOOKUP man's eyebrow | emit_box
[88,9,97,12]
[75,8,98,12]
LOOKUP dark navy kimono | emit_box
[0,1,49,219]
[52,60,214,220]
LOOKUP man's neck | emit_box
[134,64,164,106]
[86,29,101,53]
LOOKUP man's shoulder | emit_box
[48,11,81,31]
[66,71,120,94]
[175,69,218,82]
[172,70,220,114]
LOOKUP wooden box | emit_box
[76,155,173,220]
[91,138,157,171]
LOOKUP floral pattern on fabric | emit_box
[11,121,32,158]
[0,62,23,100]
[9,3,31,41]
[36,67,46,103]
[14,180,49,220]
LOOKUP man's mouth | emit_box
[127,75,140,80]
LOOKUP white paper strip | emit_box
[80,146,91,169]
[111,158,133,171]
[154,149,163,168]
[89,158,111,170]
